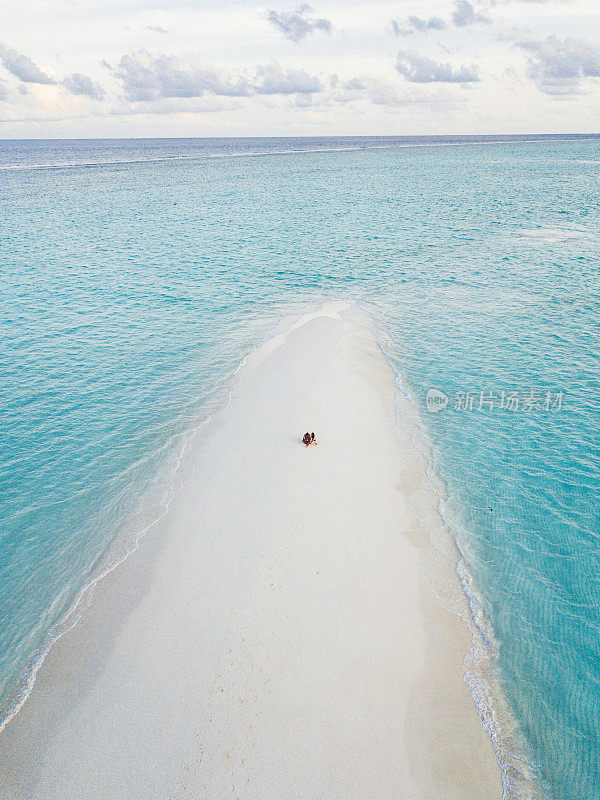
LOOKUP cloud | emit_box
[342,76,409,106]
[146,25,169,34]
[452,0,490,26]
[396,51,480,83]
[253,63,322,94]
[111,51,322,104]
[0,44,55,84]
[113,51,251,101]
[516,36,600,95]
[390,2,488,36]
[390,15,447,36]
[62,73,105,101]
[267,4,332,43]
[338,76,462,112]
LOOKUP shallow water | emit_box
[1,135,599,798]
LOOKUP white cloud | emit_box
[112,51,251,101]
[390,1,489,38]
[396,52,480,83]
[341,76,409,105]
[452,0,491,26]
[390,15,448,37]
[62,73,105,100]
[253,63,322,94]
[267,4,332,43]
[110,51,323,106]
[0,44,55,84]
[516,35,600,94]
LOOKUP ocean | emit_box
[1,135,599,798]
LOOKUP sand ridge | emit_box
[0,303,501,799]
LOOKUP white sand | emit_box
[0,303,502,799]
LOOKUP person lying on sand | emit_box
[302,432,311,446]
[310,432,317,445]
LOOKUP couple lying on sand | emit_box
[302,432,317,446]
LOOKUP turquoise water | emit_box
[1,136,599,798]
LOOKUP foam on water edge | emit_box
[0,408,193,734]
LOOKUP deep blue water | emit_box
[1,135,599,799]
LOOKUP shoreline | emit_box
[0,299,318,737]
[0,302,503,799]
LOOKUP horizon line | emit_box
[0,132,599,143]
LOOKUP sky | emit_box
[1,0,600,137]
